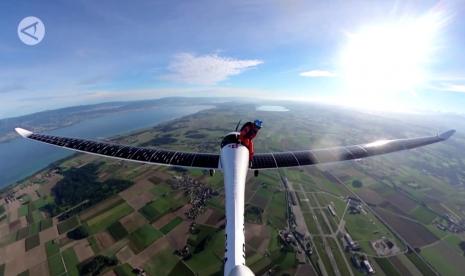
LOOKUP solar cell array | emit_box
[251,134,445,169]
[24,130,450,170]
[27,133,220,169]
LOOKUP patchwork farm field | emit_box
[57,216,80,234]
[129,224,163,253]
[86,202,133,234]
[421,241,465,276]
[143,248,181,275]
[107,221,129,241]
[139,198,177,222]
[375,207,438,248]
[160,217,183,234]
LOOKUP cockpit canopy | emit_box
[221,132,240,148]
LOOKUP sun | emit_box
[339,12,444,111]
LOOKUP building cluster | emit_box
[2,191,16,204]
[131,267,146,276]
[351,254,375,274]
[343,231,361,251]
[172,175,218,220]
[2,167,62,205]
[347,197,363,214]
[342,230,376,274]
[280,182,315,267]
[435,215,463,233]
[43,167,62,178]
[278,229,312,264]
[288,190,298,206]
[3,192,30,205]
[174,245,192,260]
[431,213,465,233]
[371,238,400,256]
[279,230,298,247]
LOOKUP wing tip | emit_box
[439,129,456,140]
[15,127,33,138]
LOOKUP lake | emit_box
[256,105,289,112]
[0,105,210,188]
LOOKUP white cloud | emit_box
[438,83,465,93]
[299,70,337,78]
[162,53,263,85]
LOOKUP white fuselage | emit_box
[220,143,254,276]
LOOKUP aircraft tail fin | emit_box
[235,120,242,132]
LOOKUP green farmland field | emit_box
[139,198,182,222]
[266,192,287,229]
[48,254,66,276]
[107,221,129,241]
[18,205,28,217]
[143,248,179,275]
[114,263,134,276]
[62,247,79,276]
[185,246,222,276]
[45,240,60,257]
[32,196,51,210]
[129,224,163,253]
[30,210,43,223]
[57,216,80,234]
[187,224,217,248]
[29,222,40,236]
[160,217,183,234]
[15,226,30,241]
[150,184,172,197]
[87,236,100,253]
[25,234,40,251]
[406,251,436,276]
[169,261,195,276]
[40,218,53,231]
[409,206,437,224]
[421,241,465,276]
[375,257,401,276]
[86,202,133,234]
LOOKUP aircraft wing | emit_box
[251,130,456,169]
[14,128,220,169]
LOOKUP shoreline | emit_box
[0,105,215,192]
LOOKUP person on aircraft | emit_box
[239,119,262,164]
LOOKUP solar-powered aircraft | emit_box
[15,126,455,276]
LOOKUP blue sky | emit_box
[1,0,465,118]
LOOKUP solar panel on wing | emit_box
[19,128,452,170]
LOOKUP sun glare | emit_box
[339,12,444,111]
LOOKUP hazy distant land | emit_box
[0,97,219,144]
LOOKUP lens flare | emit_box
[339,11,445,111]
